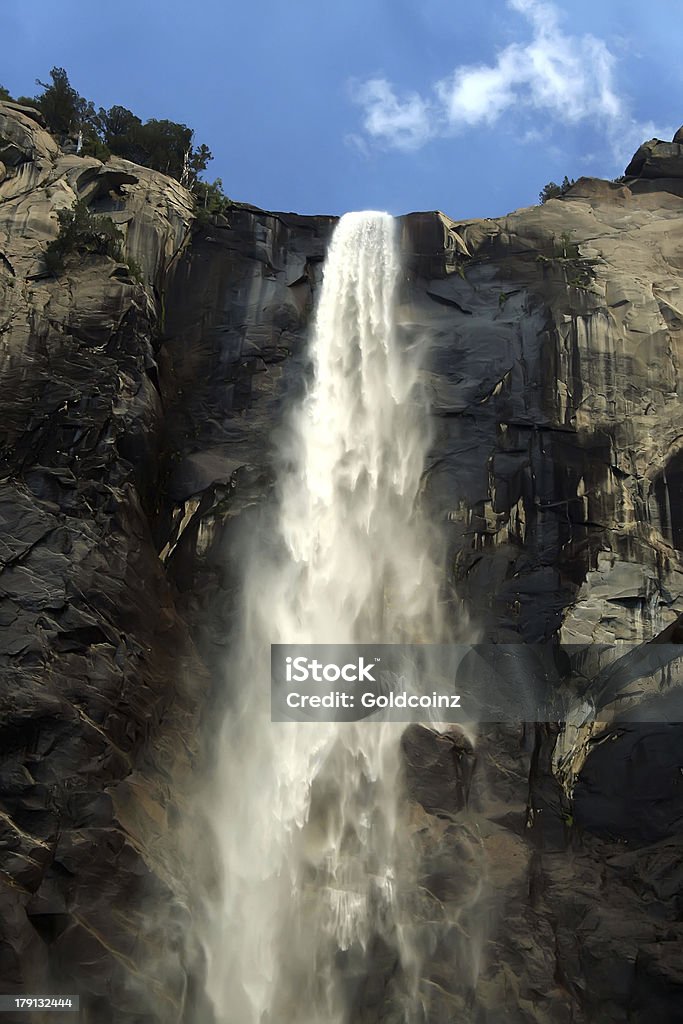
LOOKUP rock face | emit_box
[2,102,683,1022]
[394,150,683,1020]
[624,132,683,182]
[0,102,205,1022]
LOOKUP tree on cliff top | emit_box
[188,143,213,184]
[97,106,194,181]
[36,67,96,136]
[539,175,575,203]
[96,105,213,183]
[16,66,226,212]
[25,68,214,186]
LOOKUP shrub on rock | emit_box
[45,199,124,275]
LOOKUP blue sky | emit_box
[2,0,680,218]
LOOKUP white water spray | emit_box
[205,212,444,1023]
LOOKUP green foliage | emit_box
[96,106,153,166]
[99,107,192,178]
[15,96,41,110]
[16,66,225,218]
[138,118,193,179]
[96,104,140,141]
[188,143,213,183]
[96,105,209,181]
[45,199,124,275]
[80,130,110,162]
[193,177,232,222]
[555,230,578,259]
[18,69,215,186]
[0,85,12,101]
[535,229,599,291]
[35,67,96,136]
[539,175,575,204]
[124,257,144,283]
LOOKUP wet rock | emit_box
[573,724,683,842]
[400,725,475,816]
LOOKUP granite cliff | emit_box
[1,100,682,1022]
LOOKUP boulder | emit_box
[400,724,475,816]
[624,138,683,179]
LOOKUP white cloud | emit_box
[350,78,434,152]
[350,0,670,164]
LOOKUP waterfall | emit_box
[204,212,443,1023]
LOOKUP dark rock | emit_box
[633,934,683,1023]
[400,724,474,816]
[573,724,683,843]
[624,139,683,179]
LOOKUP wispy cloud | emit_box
[350,0,670,163]
[349,79,435,151]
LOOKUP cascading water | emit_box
[204,212,445,1023]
